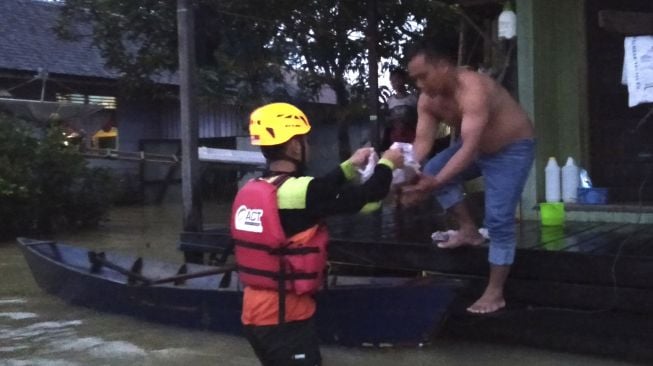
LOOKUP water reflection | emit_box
[0,204,639,366]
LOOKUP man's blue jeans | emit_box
[423,139,535,265]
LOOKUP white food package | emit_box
[358,148,378,183]
[389,142,420,186]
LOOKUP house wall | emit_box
[158,102,246,139]
[517,0,589,219]
[586,0,653,203]
[0,73,122,143]
[115,98,164,152]
[115,98,349,202]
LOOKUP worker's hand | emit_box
[381,148,404,169]
[347,147,374,168]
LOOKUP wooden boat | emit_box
[17,237,463,347]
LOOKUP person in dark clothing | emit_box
[231,102,403,366]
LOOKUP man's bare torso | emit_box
[421,69,533,154]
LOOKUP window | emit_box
[56,93,117,109]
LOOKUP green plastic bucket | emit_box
[540,202,565,226]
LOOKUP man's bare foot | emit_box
[435,229,485,249]
[467,289,506,314]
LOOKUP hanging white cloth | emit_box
[622,36,653,107]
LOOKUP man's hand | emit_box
[398,174,440,206]
[347,147,374,168]
[381,148,404,169]
[403,173,441,192]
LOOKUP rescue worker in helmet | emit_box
[231,102,403,366]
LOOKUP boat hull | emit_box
[18,238,461,347]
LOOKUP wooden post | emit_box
[177,0,202,234]
[366,0,380,149]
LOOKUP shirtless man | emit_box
[403,39,535,314]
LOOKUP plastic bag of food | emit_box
[389,142,420,186]
[358,148,378,183]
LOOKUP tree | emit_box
[56,0,178,97]
[268,0,368,158]
[268,0,461,157]
[55,0,463,155]
[56,0,287,102]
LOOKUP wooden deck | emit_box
[179,203,653,362]
[325,205,653,362]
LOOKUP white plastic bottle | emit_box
[562,157,580,203]
[498,2,517,40]
[545,157,561,202]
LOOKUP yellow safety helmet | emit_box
[249,103,311,146]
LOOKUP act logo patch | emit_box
[235,205,264,233]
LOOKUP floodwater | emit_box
[0,204,641,366]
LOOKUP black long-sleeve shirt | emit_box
[266,160,394,237]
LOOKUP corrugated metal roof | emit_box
[0,0,119,79]
[0,0,177,84]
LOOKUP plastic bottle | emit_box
[498,2,517,40]
[562,157,580,203]
[545,157,561,202]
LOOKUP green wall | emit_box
[517,0,589,218]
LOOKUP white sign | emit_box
[234,205,264,233]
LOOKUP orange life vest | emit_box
[231,176,328,295]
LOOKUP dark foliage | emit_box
[0,113,115,239]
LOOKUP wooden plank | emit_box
[82,149,179,164]
[328,216,653,288]
[181,221,653,289]
[514,249,653,288]
[599,10,653,36]
[444,274,653,315]
[504,277,653,315]
[587,224,653,256]
[512,221,543,249]
[331,217,605,251]
[529,223,623,252]
[445,306,653,363]
[562,224,642,253]
[328,236,653,289]
[328,239,487,275]
[521,221,601,250]
[330,211,607,250]
[516,220,542,233]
